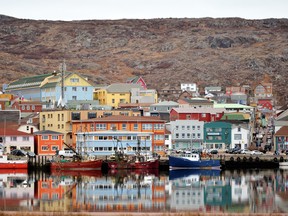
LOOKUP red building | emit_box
[126,76,147,89]
[34,130,64,155]
[258,98,273,110]
[12,101,43,113]
[170,107,225,122]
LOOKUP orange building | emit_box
[71,115,166,156]
[34,130,64,155]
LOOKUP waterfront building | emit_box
[203,121,232,150]
[0,121,34,153]
[39,109,140,145]
[33,130,64,156]
[72,115,166,156]
[170,119,204,150]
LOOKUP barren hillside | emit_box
[0,15,288,105]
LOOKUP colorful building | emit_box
[71,115,166,156]
[34,130,64,155]
[203,121,232,150]
[170,107,225,122]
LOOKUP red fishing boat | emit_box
[50,156,102,171]
[0,154,28,169]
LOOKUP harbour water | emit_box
[0,168,288,214]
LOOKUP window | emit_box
[42,135,49,140]
[23,137,29,141]
[181,133,185,138]
[133,123,138,130]
[27,105,30,110]
[238,127,241,132]
[187,133,190,138]
[52,146,59,151]
[192,126,195,130]
[197,133,201,138]
[154,135,164,140]
[61,114,64,121]
[187,126,190,130]
[58,124,60,129]
[22,105,25,110]
[70,78,79,82]
[32,105,35,110]
[142,124,152,130]
[42,146,49,150]
[186,115,191,119]
[122,123,127,130]
[90,123,94,131]
[201,113,206,117]
[176,126,179,130]
[96,124,107,130]
[182,126,185,130]
[197,126,201,130]
[10,137,17,141]
[88,112,97,119]
[71,112,80,120]
[234,134,242,140]
[58,114,60,121]
[72,96,77,100]
[175,133,179,138]
[112,99,115,103]
[52,135,58,140]
[72,87,77,91]
[154,124,164,130]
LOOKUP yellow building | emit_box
[39,109,141,145]
[94,83,158,109]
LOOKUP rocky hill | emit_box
[1,15,288,105]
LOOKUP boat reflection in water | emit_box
[2,169,288,214]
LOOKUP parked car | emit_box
[250,150,264,155]
[10,149,27,157]
[209,149,218,154]
[241,149,251,154]
[56,149,77,158]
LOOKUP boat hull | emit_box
[169,155,220,169]
[0,162,28,169]
[50,159,102,171]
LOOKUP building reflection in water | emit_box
[0,168,288,213]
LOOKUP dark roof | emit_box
[34,130,63,135]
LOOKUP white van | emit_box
[57,149,76,158]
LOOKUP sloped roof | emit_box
[6,73,53,90]
[172,107,225,114]
[151,101,179,106]
[0,122,32,136]
[106,83,143,93]
[214,103,252,109]
[126,76,139,83]
[275,126,288,136]
[34,130,63,135]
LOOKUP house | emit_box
[34,130,64,156]
[252,74,273,99]
[11,100,43,113]
[39,109,141,145]
[150,101,179,122]
[180,83,198,93]
[203,121,232,150]
[5,73,55,101]
[41,72,95,106]
[170,107,225,122]
[71,115,166,156]
[158,85,182,101]
[170,119,204,150]
[257,98,273,111]
[274,126,288,152]
[94,83,144,109]
[226,86,247,96]
[0,121,34,153]
[126,76,147,89]
[130,88,158,104]
[204,86,222,95]
[178,98,214,108]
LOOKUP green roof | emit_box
[7,73,53,90]
[41,82,58,89]
[221,113,246,121]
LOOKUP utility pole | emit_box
[57,60,66,109]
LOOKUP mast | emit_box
[57,60,66,109]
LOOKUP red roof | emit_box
[0,122,31,136]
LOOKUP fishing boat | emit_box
[106,138,159,170]
[0,145,28,169]
[169,153,221,169]
[50,142,102,172]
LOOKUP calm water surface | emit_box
[0,168,288,214]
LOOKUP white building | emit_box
[180,83,197,92]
